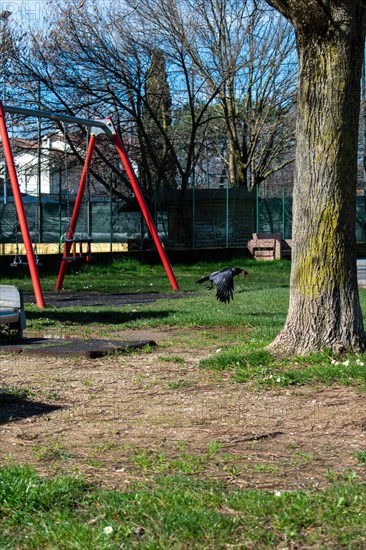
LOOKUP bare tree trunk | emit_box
[228,137,247,188]
[225,80,248,188]
[267,1,366,354]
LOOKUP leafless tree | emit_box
[132,0,297,188]
[7,0,222,199]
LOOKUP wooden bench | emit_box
[247,233,283,261]
[0,285,26,339]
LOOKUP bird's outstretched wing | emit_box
[210,268,235,303]
[196,267,242,303]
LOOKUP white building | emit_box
[9,134,82,196]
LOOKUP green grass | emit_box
[1,261,366,547]
[201,348,366,387]
[1,465,366,549]
[0,387,31,404]
[4,257,366,388]
[355,451,366,465]
[19,258,290,339]
[129,441,224,476]
[2,257,291,294]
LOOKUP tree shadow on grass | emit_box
[0,390,62,425]
[25,309,170,327]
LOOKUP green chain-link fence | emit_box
[0,188,365,250]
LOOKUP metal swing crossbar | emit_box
[3,105,115,136]
[0,101,179,308]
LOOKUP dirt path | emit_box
[1,327,366,491]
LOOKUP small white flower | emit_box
[276,377,281,383]
[331,359,338,364]
[216,348,222,353]
[103,526,113,535]
[356,359,365,366]
[342,360,350,367]
[274,490,282,497]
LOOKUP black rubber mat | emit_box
[1,337,156,358]
[23,291,191,308]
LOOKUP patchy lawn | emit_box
[1,326,366,491]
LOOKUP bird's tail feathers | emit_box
[195,275,209,284]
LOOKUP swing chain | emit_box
[82,127,90,236]
[63,122,71,230]
[9,113,26,267]
[59,125,93,263]
[33,115,42,264]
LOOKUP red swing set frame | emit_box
[0,101,179,309]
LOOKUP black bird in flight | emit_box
[195,267,248,304]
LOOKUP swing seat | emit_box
[10,255,42,268]
[10,259,28,268]
[62,256,85,263]
[61,235,93,263]
[63,236,93,244]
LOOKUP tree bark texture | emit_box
[266,1,366,354]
